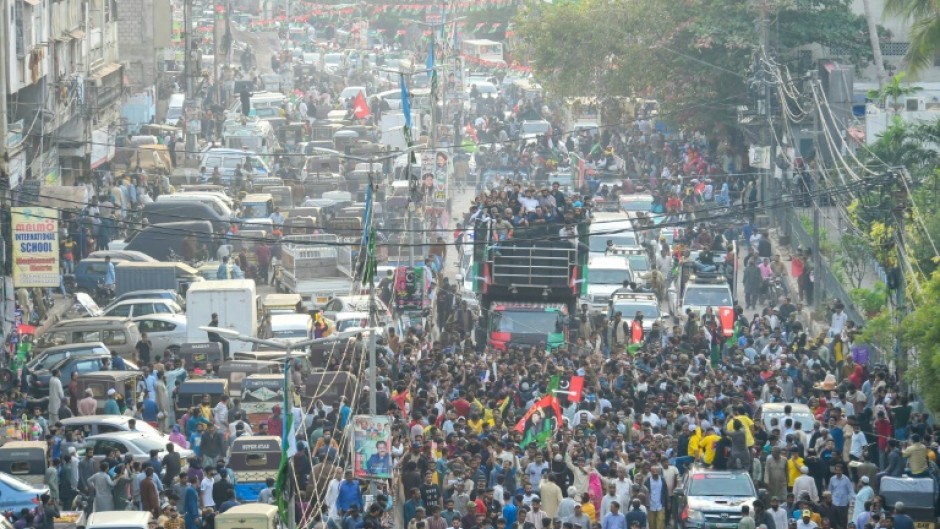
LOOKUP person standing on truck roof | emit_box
[206,313,230,359]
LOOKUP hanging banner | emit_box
[11,207,60,288]
[351,415,394,480]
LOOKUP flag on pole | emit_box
[353,90,370,119]
[427,38,437,101]
[400,74,412,130]
[361,227,378,286]
[514,395,561,449]
[275,401,295,525]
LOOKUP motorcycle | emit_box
[93,280,115,306]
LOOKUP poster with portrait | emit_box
[351,415,394,480]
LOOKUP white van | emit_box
[165,93,185,126]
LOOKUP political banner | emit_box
[351,415,394,480]
[11,207,59,287]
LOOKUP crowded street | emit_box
[0,3,938,529]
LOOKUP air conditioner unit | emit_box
[906,97,923,112]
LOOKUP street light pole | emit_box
[199,328,357,527]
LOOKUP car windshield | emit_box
[337,319,367,331]
[626,255,650,271]
[684,287,732,307]
[494,310,558,334]
[763,412,815,432]
[589,269,631,285]
[589,234,637,252]
[521,122,550,135]
[612,303,660,320]
[688,474,755,497]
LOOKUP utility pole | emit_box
[758,0,771,213]
[183,0,195,160]
[367,158,378,496]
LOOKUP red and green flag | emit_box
[514,394,562,449]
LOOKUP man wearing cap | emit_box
[792,466,818,503]
[566,503,592,529]
[104,388,120,415]
[796,510,818,529]
[893,503,914,529]
[853,476,873,522]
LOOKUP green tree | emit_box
[515,0,879,130]
[903,270,940,411]
[840,234,875,289]
[884,0,940,74]
[866,72,923,114]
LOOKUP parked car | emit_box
[28,353,139,399]
[321,295,391,324]
[85,432,193,464]
[59,415,164,438]
[109,289,186,310]
[34,318,140,358]
[0,471,49,515]
[132,314,188,355]
[101,298,183,318]
[25,342,111,375]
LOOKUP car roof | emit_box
[60,415,132,426]
[109,298,176,306]
[86,512,153,527]
[335,311,370,319]
[131,313,186,323]
[270,313,312,324]
[41,342,109,353]
[760,402,812,413]
[50,317,131,328]
[86,431,162,441]
[588,255,629,268]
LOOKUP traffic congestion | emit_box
[0,4,935,529]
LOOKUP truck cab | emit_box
[472,223,588,352]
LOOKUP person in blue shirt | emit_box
[104,389,121,415]
[336,470,364,515]
[602,501,628,529]
[624,499,647,529]
[216,256,231,279]
[184,476,200,529]
[103,256,116,288]
[502,493,518,527]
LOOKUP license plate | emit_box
[914,523,934,529]
[711,524,738,529]
[316,297,329,304]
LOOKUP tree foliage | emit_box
[515,0,877,130]
[903,270,940,411]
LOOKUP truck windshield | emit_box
[611,303,659,320]
[495,310,559,334]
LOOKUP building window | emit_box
[882,42,910,57]
[14,1,25,58]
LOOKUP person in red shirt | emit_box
[452,394,472,418]
[874,409,893,460]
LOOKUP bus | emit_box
[461,39,505,67]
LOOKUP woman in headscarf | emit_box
[169,425,190,449]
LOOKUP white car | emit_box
[102,298,183,318]
[339,86,367,103]
[334,311,371,332]
[85,432,194,465]
[132,314,187,355]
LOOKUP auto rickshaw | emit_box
[0,441,48,486]
[175,378,229,416]
[880,476,936,529]
[217,360,281,398]
[75,371,144,414]
[241,374,289,428]
[175,342,224,370]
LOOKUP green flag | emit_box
[361,227,377,286]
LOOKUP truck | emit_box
[275,234,354,309]
[185,280,258,355]
[114,261,203,296]
[472,223,589,351]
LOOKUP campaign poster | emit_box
[351,415,393,480]
[11,207,59,287]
